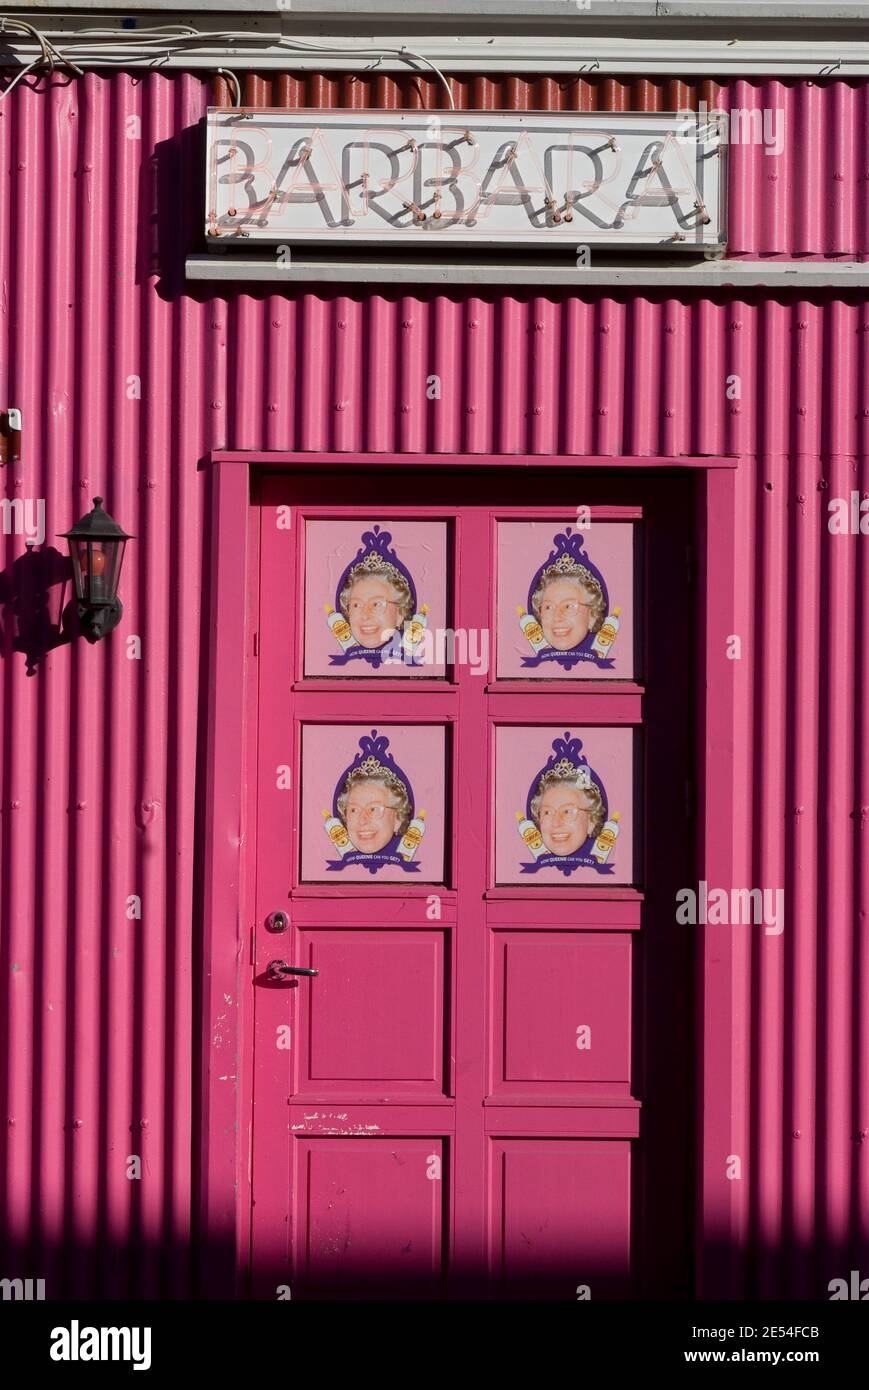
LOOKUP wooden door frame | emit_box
[197,449,740,1298]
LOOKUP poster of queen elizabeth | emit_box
[496,521,636,680]
[301,724,446,883]
[304,520,447,676]
[495,726,635,886]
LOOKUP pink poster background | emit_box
[303,518,449,677]
[494,725,637,886]
[495,521,637,680]
[300,723,447,883]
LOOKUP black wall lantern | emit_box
[60,497,132,642]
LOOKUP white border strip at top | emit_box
[2,41,869,78]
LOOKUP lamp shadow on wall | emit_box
[0,545,81,675]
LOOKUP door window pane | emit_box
[301,723,447,883]
[495,726,636,886]
[496,520,637,680]
[304,519,449,677]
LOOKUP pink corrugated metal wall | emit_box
[0,68,867,1298]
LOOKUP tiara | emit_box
[551,555,595,580]
[359,755,385,774]
[547,759,592,787]
[358,553,402,577]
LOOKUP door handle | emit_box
[266,958,319,981]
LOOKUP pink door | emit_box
[251,467,694,1299]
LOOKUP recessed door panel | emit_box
[294,1137,447,1298]
[489,1138,632,1299]
[492,931,632,1098]
[295,928,447,1097]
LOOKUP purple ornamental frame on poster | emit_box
[518,732,617,878]
[324,729,424,875]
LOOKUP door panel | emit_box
[252,469,695,1300]
[294,928,447,1097]
[493,931,632,1095]
[489,1139,632,1299]
[294,1136,447,1298]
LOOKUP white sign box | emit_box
[205,109,725,250]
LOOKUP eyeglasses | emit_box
[349,598,399,618]
[539,806,589,823]
[346,803,395,822]
[539,600,590,618]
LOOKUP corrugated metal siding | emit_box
[0,69,867,1299]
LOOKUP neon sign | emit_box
[205,109,725,249]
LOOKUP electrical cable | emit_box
[0,18,457,108]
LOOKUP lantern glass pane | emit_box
[69,542,85,601]
[105,538,126,600]
[78,541,111,605]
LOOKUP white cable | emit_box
[0,55,41,102]
[215,67,242,107]
[0,16,84,83]
[0,19,457,110]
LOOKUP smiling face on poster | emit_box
[496,522,636,680]
[495,727,636,885]
[304,520,449,677]
[300,724,447,883]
